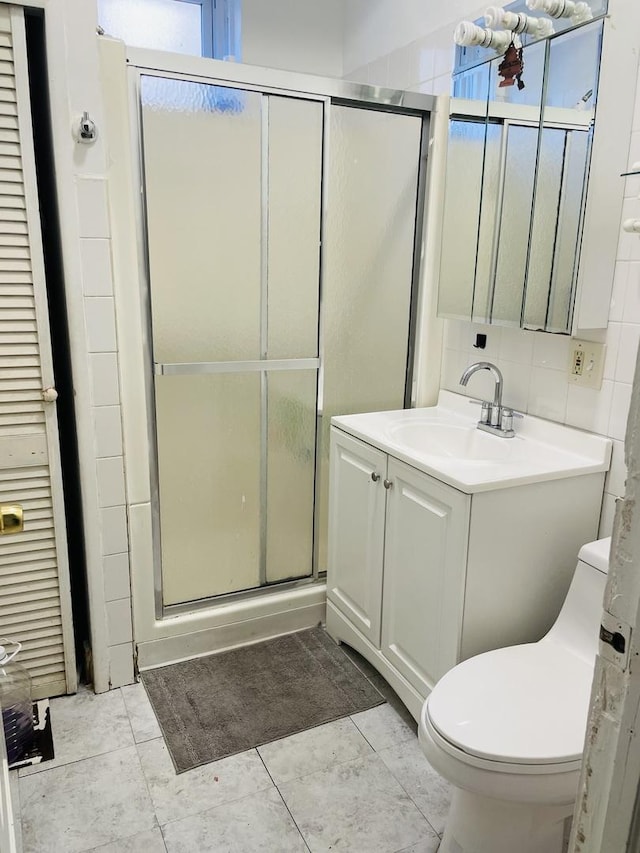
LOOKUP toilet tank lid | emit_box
[578,538,611,574]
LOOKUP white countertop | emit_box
[331,390,612,494]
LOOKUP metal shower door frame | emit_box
[126,51,435,619]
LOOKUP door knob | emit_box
[371,472,380,482]
[383,479,393,490]
[0,505,23,535]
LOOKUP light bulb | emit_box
[526,0,592,24]
[454,21,512,52]
[484,7,554,37]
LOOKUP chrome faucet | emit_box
[460,361,515,437]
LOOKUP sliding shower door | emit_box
[137,70,425,610]
[141,77,322,605]
[318,105,424,572]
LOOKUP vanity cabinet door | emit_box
[327,428,387,646]
[381,458,470,696]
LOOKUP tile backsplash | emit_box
[345,8,640,538]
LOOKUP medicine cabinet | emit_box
[436,0,639,333]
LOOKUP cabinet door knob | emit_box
[383,479,393,490]
[371,472,380,482]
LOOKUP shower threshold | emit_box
[162,573,327,618]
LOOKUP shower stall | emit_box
[104,43,435,662]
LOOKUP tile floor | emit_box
[10,664,449,852]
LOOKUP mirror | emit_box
[437,14,604,334]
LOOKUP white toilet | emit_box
[418,537,611,853]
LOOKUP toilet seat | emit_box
[427,640,594,766]
[422,706,582,778]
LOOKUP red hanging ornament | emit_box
[498,40,525,90]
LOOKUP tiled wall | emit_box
[78,177,134,688]
[56,0,134,690]
[345,7,640,538]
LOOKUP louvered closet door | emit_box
[0,6,76,699]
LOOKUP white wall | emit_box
[344,0,640,538]
[343,0,489,73]
[343,0,508,92]
[242,0,344,77]
[96,0,345,77]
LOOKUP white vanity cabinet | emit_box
[326,410,609,722]
[328,432,469,675]
[328,429,469,708]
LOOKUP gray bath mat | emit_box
[141,626,385,773]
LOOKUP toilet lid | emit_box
[427,641,594,765]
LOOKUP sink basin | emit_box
[387,420,528,463]
[331,390,612,493]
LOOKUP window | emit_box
[97,0,241,60]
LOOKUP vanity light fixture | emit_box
[456,2,593,55]
[484,6,555,38]
[453,21,512,52]
[526,0,593,24]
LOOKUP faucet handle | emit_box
[500,408,523,434]
[468,397,492,424]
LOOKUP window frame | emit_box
[176,0,241,60]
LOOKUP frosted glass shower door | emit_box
[140,76,322,605]
[318,105,423,571]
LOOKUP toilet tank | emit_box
[544,538,611,664]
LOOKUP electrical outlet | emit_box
[568,339,606,389]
